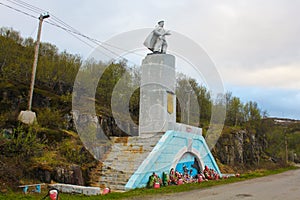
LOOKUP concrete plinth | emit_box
[139,54,176,135]
[18,110,37,124]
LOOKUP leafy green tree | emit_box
[226,96,243,126]
[96,60,127,108]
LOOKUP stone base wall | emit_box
[89,133,163,191]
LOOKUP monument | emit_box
[139,21,202,135]
[139,21,175,135]
[143,20,171,54]
[91,22,221,191]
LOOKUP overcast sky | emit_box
[1,0,299,119]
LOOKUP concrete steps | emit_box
[90,133,163,191]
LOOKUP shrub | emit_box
[2,125,44,159]
[37,108,65,129]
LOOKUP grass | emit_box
[0,166,298,200]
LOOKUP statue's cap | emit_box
[158,20,164,24]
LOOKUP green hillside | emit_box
[0,27,300,193]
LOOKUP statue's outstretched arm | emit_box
[153,29,163,36]
[164,30,171,35]
[153,29,171,36]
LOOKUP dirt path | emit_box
[129,169,300,200]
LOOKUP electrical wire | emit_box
[0,1,112,60]
[45,20,126,60]
[5,0,43,15]
[8,0,46,13]
[47,16,145,59]
[0,1,37,19]
[9,0,145,58]
[0,0,144,64]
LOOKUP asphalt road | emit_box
[133,168,300,200]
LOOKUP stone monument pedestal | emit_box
[139,54,176,135]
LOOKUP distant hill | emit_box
[268,117,300,125]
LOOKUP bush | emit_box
[3,125,44,159]
[59,139,94,165]
[37,108,65,129]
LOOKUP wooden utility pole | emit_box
[28,13,50,110]
[18,13,49,125]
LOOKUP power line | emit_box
[0,1,117,59]
[43,19,143,63]
[44,18,145,59]
[51,24,114,60]
[50,15,83,36]
[44,20,126,60]
[5,0,43,15]
[0,1,37,19]
[0,1,111,59]
[9,0,46,13]
[45,10,145,57]
[0,0,144,64]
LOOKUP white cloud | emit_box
[220,62,300,89]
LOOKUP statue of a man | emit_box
[144,20,171,54]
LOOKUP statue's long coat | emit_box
[144,26,164,51]
[143,30,159,51]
